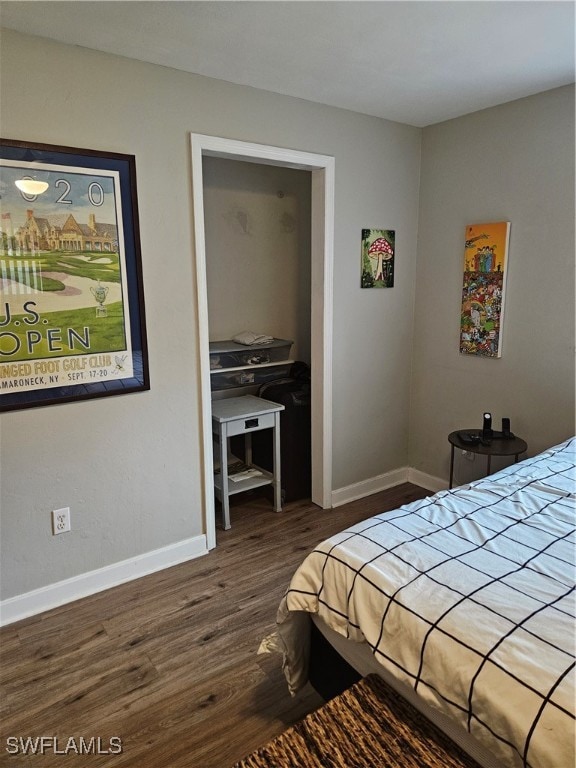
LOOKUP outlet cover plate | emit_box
[52,507,71,535]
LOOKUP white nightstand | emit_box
[211,395,285,530]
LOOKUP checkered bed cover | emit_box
[277,438,575,768]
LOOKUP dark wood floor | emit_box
[0,483,430,768]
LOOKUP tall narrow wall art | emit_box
[361,229,395,288]
[460,221,510,358]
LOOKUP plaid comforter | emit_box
[277,438,575,768]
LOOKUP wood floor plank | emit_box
[3,623,109,687]
[2,653,158,731]
[0,483,430,767]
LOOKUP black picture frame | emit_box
[0,138,149,412]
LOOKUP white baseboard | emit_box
[332,465,448,508]
[407,468,448,493]
[332,467,410,507]
[0,535,208,627]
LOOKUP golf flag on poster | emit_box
[460,221,510,358]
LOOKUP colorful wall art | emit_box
[460,221,510,358]
[361,229,395,288]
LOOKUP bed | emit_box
[275,437,575,768]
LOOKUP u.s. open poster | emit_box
[0,140,148,411]
[460,221,510,358]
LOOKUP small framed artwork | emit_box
[361,229,395,288]
[460,221,510,358]
[0,138,149,411]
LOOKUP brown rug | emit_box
[232,673,483,768]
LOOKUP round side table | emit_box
[448,430,527,489]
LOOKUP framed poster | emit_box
[460,221,510,358]
[0,139,149,411]
[361,229,395,288]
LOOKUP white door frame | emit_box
[190,133,334,549]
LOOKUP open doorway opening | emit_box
[191,134,334,548]
[203,157,311,380]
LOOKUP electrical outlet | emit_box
[52,507,71,535]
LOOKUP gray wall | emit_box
[2,30,573,605]
[410,85,575,484]
[0,29,421,600]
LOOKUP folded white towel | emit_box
[233,331,274,346]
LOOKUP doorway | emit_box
[191,134,334,549]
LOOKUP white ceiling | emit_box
[1,0,574,127]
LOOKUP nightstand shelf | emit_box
[214,466,274,496]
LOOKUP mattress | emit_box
[311,615,502,768]
[276,437,576,768]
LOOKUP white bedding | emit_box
[276,438,576,768]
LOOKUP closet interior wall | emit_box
[202,156,312,369]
